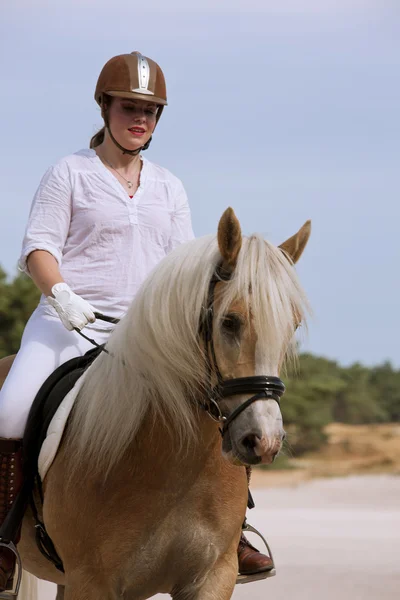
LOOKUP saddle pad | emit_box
[38,373,87,480]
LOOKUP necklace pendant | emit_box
[127,181,133,189]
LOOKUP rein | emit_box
[201,266,286,436]
[74,312,120,354]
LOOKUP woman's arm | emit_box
[21,163,95,330]
[19,163,72,277]
[26,250,64,297]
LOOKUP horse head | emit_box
[207,208,311,466]
[69,208,310,477]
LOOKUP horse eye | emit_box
[221,315,242,336]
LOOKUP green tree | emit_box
[333,363,389,424]
[0,266,40,358]
[283,354,346,454]
[369,362,400,422]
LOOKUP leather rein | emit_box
[80,266,286,437]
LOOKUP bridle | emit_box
[201,265,286,437]
[77,265,286,437]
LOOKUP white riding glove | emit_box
[47,282,96,331]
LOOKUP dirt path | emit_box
[230,474,400,600]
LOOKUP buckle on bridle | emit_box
[205,397,227,423]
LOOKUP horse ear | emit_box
[218,208,242,268]
[279,220,311,264]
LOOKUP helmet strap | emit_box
[105,121,144,155]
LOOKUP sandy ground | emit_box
[36,474,400,600]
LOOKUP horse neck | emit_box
[128,411,223,483]
[69,406,228,505]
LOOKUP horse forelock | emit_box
[67,233,310,476]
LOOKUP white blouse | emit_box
[19,148,194,322]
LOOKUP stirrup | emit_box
[236,521,276,585]
[0,541,22,600]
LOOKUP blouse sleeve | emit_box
[18,163,72,275]
[167,179,195,253]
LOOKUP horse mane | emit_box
[67,233,310,476]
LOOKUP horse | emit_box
[0,208,310,600]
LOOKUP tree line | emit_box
[1,266,399,454]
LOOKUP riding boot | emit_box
[0,439,23,592]
[237,466,274,575]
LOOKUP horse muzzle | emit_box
[222,424,285,466]
[237,432,283,466]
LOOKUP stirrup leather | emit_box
[236,522,276,585]
[0,542,22,600]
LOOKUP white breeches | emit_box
[0,306,112,439]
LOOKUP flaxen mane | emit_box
[68,233,309,475]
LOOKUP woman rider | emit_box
[0,51,272,592]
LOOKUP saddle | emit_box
[0,345,103,571]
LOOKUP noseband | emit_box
[201,266,286,436]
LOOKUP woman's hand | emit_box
[47,283,96,331]
[26,251,95,331]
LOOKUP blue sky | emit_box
[1,0,399,367]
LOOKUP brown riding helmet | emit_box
[95,51,167,124]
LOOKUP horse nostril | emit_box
[241,434,260,451]
[282,431,287,442]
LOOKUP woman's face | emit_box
[106,97,158,151]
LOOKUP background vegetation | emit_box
[1,267,399,455]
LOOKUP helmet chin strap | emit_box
[105,119,152,155]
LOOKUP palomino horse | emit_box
[0,208,310,600]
